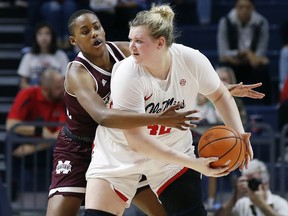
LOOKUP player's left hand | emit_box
[228,82,265,99]
[159,104,201,131]
[239,132,253,171]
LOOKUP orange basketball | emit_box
[197,125,246,172]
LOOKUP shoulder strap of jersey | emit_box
[106,42,125,61]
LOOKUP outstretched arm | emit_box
[66,63,198,130]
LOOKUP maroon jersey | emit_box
[64,42,125,139]
[48,42,126,199]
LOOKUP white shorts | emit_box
[86,129,195,205]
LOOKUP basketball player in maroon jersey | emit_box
[46,9,265,216]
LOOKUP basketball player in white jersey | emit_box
[84,4,253,216]
[46,9,200,216]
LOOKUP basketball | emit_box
[197,125,246,172]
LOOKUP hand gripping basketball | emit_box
[197,125,246,172]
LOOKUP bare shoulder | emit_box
[66,62,95,94]
[67,62,86,78]
[113,41,130,57]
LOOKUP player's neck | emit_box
[145,52,171,80]
[87,48,113,72]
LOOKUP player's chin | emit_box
[132,54,141,61]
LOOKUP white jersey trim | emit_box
[106,42,126,61]
[64,61,98,97]
[48,187,86,196]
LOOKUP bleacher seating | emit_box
[0,8,25,215]
[0,6,25,151]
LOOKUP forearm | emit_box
[35,142,52,151]
[6,119,36,136]
[124,128,194,168]
[15,125,37,136]
[78,90,164,130]
[96,109,162,129]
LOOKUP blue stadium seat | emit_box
[246,105,279,132]
[269,24,282,50]
[177,25,217,51]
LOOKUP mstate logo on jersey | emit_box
[56,160,72,174]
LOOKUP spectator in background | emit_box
[17,22,69,89]
[214,159,288,216]
[6,68,65,156]
[217,0,271,105]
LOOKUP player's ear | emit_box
[69,36,77,46]
[157,37,165,49]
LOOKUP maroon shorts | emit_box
[48,127,93,200]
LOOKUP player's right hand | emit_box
[239,132,253,171]
[191,157,230,177]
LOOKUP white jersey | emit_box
[87,43,220,170]
[86,44,221,202]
